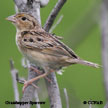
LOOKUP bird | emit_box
[6,12,100,91]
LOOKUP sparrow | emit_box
[6,13,100,90]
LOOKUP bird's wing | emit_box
[20,31,78,58]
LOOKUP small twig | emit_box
[17,77,25,84]
[64,88,69,108]
[44,0,67,32]
[104,102,108,108]
[34,90,41,108]
[101,0,108,105]
[89,104,92,108]
[9,59,19,108]
[49,14,64,33]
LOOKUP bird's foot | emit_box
[22,80,39,93]
[30,66,52,83]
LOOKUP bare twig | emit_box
[101,0,108,106]
[89,104,92,108]
[49,14,64,33]
[104,102,108,108]
[20,67,39,108]
[44,0,67,32]
[10,59,39,108]
[14,0,41,108]
[43,0,67,108]
[45,72,62,108]
[34,90,41,108]
[9,59,19,108]
[64,88,69,108]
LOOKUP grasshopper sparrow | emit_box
[6,13,100,90]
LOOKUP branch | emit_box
[49,14,64,33]
[44,0,67,32]
[89,104,92,108]
[43,0,67,107]
[9,59,19,108]
[14,0,41,108]
[64,88,69,108]
[45,72,62,108]
[34,90,41,108]
[101,0,108,107]
[104,102,108,108]
[20,67,39,108]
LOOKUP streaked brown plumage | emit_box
[6,13,100,91]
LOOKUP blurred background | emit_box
[0,0,104,108]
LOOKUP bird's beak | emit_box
[6,15,16,23]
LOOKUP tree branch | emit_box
[43,1,67,108]
[101,0,108,107]
[14,0,41,108]
[43,0,67,108]
[34,90,41,108]
[45,72,62,108]
[44,0,67,32]
[64,88,69,108]
[89,104,92,108]
[20,66,39,108]
[9,59,19,108]
[49,14,64,33]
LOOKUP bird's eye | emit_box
[21,17,27,21]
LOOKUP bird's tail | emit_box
[67,59,100,68]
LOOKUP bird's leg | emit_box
[23,70,52,92]
[30,66,41,74]
[29,66,52,82]
[22,79,39,93]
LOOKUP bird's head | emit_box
[6,13,40,31]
